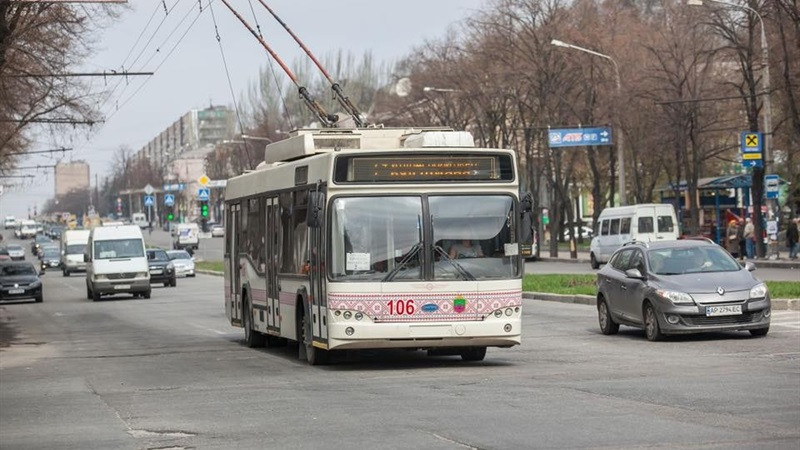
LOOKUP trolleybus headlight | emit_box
[505,308,513,316]
[354,312,363,321]
[345,327,355,336]
[504,324,512,332]
[494,310,503,318]
[334,310,341,317]
[515,307,520,313]
[343,311,352,320]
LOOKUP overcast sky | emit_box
[2,0,484,218]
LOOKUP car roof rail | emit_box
[622,240,649,248]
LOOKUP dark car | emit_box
[31,235,52,255]
[40,247,61,272]
[596,240,770,341]
[48,226,64,240]
[146,249,176,287]
[0,262,42,303]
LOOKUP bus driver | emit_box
[449,239,484,259]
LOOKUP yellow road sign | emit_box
[198,174,210,186]
[742,153,763,160]
[744,133,759,148]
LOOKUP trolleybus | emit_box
[224,127,529,364]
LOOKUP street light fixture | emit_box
[687,0,772,170]
[551,39,627,206]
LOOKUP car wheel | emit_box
[460,346,487,361]
[750,327,769,337]
[63,269,69,277]
[243,294,266,348]
[590,253,599,270]
[170,278,176,287]
[86,284,92,300]
[143,290,151,299]
[92,287,101,302]
[35,294,43,303]
[597,298,620,335]
[644,302,663,341]
[163,281,170,287]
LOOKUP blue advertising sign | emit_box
[548,127,612,148]
[740,132,763,169]
[197,188,210,201]
[765,174,779,199]
[143,195,154,207]
[164,194,175,206]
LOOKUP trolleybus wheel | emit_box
[460,346,487,362]
[299,308,328,365]
[243,293,265,348]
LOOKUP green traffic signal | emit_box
[201,203,209,217]
[167,213,174,221]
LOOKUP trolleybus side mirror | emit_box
[307,191,324,228]
[519,193,533,256]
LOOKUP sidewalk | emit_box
[534,250,800,270]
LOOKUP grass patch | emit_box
[196,261,224,273]
[766,281,800,299]
[523,274,596,296]
[523,275,800,299]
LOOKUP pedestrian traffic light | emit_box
[166,205,174,222]
[200,201,209,218]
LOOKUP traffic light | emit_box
[200,201,209,218]
[166,206,174,222]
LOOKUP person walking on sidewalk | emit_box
[788,218,799,260]
[737,218,746,261]
[726,220,740,258]
[743,218,756,259]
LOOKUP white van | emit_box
[85,225,150,300]
[20,219,37,239]
[132,213,148,229]
[4,216,16,229]
[589,203,678,268]
[60,229,91,276]
[173,223,199,251]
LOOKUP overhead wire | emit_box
[208,0,253,168]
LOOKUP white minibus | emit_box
[589,203,678,268]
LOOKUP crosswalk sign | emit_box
[164,194,175,206]
[144,195,154,207]
[197,188,210,201]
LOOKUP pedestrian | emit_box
[743,217,755,259]
[737,218,746,261]
[726,219,739,258]
[788,218,799,260]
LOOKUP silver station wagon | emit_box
[595,239,771,341]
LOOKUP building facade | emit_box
[54,162,90,196]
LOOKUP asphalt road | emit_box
[2,243,799,448]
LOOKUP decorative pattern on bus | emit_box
[328,290,521,322]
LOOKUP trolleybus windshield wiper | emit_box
[433,245,476,281]
[383,242,422,282]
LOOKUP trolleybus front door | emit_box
[308,189,328,345]
[266,197,280,332]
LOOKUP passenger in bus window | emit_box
[449,239,484,259]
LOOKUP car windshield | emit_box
[147,250,169,261]
[94,239,144,259]
[1,264,36,276]
[66,244,86,255]
[7,245,22,251]
[43,250,59,258]
[167,251,192,260]
[35,236,51,243]
[647,246,741,275]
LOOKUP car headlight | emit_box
[749,283,768,299]
[167,262,174,271]
[656,289,694,304]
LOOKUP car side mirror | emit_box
[625,268,645,280]
[744,261,756,272]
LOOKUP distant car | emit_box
[6,244,25,261]
[31,235,52,255]
[562,226,594,240]
[48,226,64,239]
[39,247,61,272]
[4,216,17,229]
[0,247,10,262]
[146,249,176,287]
[166,250,195,277]
[210,224,225,238]
[596,240,771,341]
[38,244,59,261]
[0,262,42,303]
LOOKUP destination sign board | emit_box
[335,154,513,183]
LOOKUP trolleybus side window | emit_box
[245,197,265,272]
[293,190,309,274]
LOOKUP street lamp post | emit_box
[551,39,627,206]
[687,0,772,169]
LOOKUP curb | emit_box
[196,269,223,277]
[523,292,799,310]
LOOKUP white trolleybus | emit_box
[224,128,531,364]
